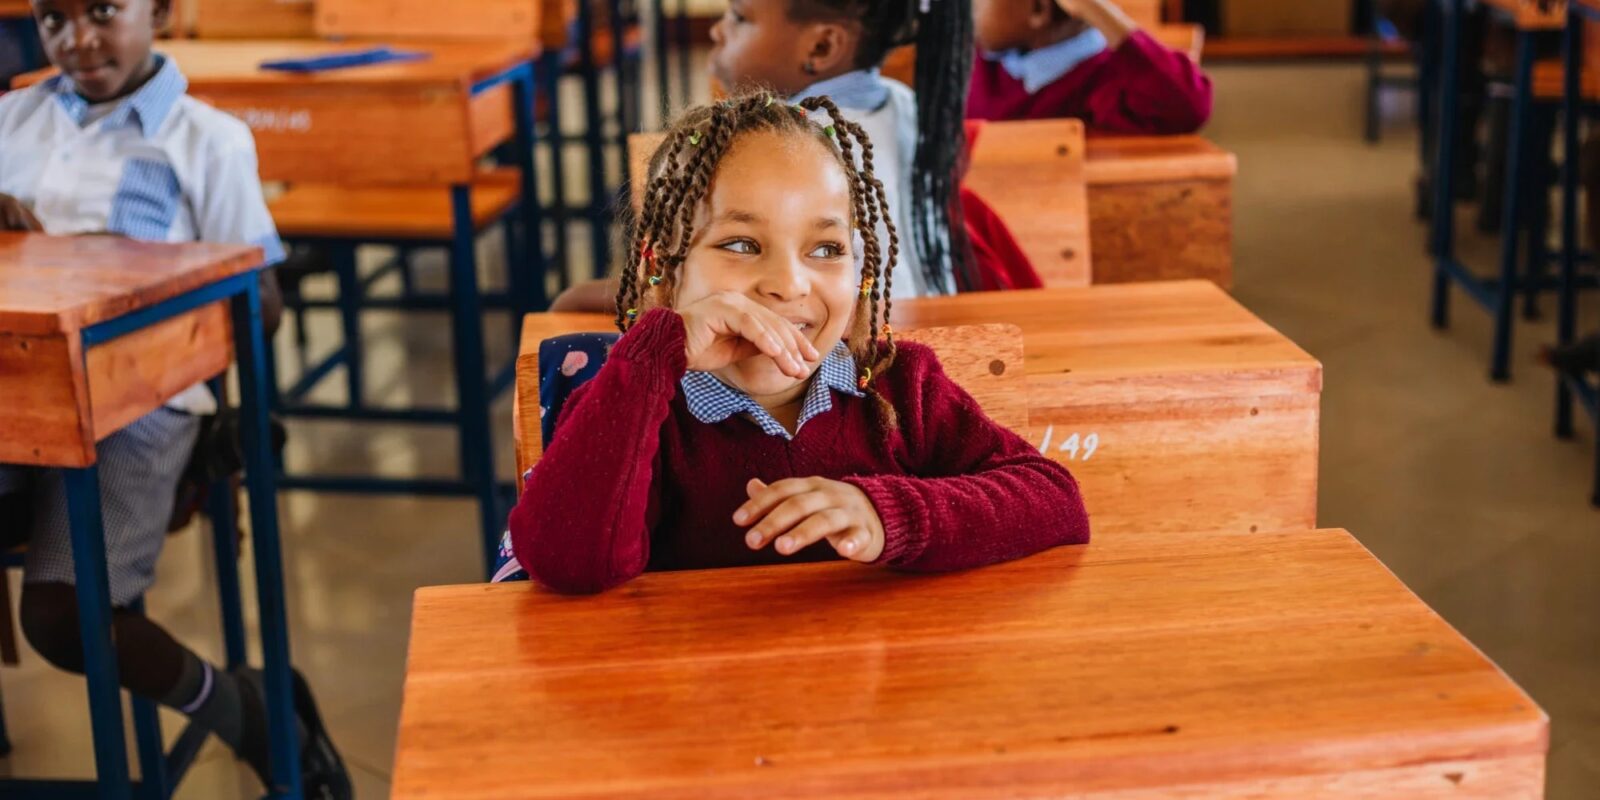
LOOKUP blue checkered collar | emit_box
[680,343,864,439]
[983,27,1108,94]
[48,54,187,137]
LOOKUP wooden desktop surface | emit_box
[394,528,1547,799]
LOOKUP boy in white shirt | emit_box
[0,0,347,795]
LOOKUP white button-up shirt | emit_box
[0,55,285,414]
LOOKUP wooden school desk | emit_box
[514,281,1321,537]
[0,233,301,797]
[0,0,31,18]
[1086,135,1237,287]
[17,39,549,570]
[393,528,1548,799]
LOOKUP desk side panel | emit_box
[85,302,232,442]
[1089,178,1233,288]
[0,333,95,467]
[191,86,479,185]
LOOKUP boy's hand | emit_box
[0,194,43,232]
[736,477,886,563]
[677,291,819,379]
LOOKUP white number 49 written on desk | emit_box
[1037,425,1099,461]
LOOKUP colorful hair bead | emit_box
[648,274,662,286]
[796,106,808,118]
[824,125,836,138]
[688,131,702,146]
[625,307,639,320]
[859,275,875,296]
[858,366,872,389]
[881,323,892,337]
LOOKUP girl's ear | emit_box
[802,22,856,76]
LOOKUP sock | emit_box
[161,654,249,762]
[234,666,310,787]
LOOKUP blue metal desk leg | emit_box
[202,379,249,670]
[332,243,365,406]
[1520,105,1558,322]
[1557,6,1583,439]
[449,187,504,575]
[1490,30,1536,383]
[1431,0,1463,328]
[577,0,613,281]
[512,69,548,315]
[127,601,168,800]
[231,280,303,799]
[63,466,134,799]
[538,52,571,289]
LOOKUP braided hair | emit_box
[617,92,900,395]
[785,0,976,294]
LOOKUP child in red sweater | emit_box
[507,93,1089,595]
[967,0,1212,133]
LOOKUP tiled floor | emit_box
[1,60,1597,798]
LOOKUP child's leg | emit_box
[16,407,349,796]
[0,466,32,550]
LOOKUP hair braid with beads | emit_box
[616,92,899,395]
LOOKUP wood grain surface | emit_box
[394,528,1546,799]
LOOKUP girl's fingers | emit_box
[829,528,870,560]
[773,510,851,556]
[744,492,832,550]
[734,477,810,527]
[730,309,804,377]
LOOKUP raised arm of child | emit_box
[740,342,1090,572]
[1061,0,1213,134]
[509,301,817,594]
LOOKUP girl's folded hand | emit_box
[735,477,886,563]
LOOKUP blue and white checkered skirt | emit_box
[0,407,199,606]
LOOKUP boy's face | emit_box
[709,0,819,97]
[674,130,861,400]
[33,0,167,103]
[972,0,1043,52]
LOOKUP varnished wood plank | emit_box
[316,0,541,40]
[0,233,262,336]
[394,529,1547,799]
[10,40,537,184]
[85,302,232,442]
[269,169,523,239]
[0,0,31,18]
[193,0,315,39]
[515,282,1322,534]
[1085,135,1235,288]
[0,333,94,467]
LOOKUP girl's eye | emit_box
[718,239,759,255]
[89,3,117,22]
[809,242,845,259]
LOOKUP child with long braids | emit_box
[507,93,1088,594]
[550,0,1034,310]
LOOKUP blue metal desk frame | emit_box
[0,271,301,799]
[270,59,546,576]
[1558,0,1600,505]
[1429,0,1599,381]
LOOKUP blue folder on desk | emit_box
[259,47,429,73]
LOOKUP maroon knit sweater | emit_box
[966,30,1214,135]
[509,308,1091,595]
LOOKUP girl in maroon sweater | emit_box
[968,0,1212,133]
[508,93,1089,595]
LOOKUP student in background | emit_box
[551,0,1038,310]
[0,0,349,796]
[506,94,1089,593]
[967,0,1212,133]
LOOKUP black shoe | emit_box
[291,669,354,800]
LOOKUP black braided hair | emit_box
[617,92,900,396]
[784,0,976,294]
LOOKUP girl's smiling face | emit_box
[673,129,860,402]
